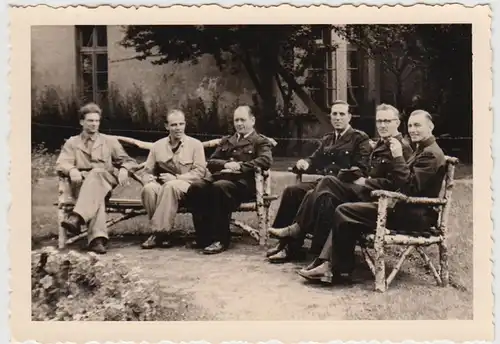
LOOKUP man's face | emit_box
[330,104,351,131]
[80,112,100,134]
[408,113,432,143]
[165,113,186,139]
[233,107,255,135]
[375,109,400,139]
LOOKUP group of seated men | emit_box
[56,99,446,285]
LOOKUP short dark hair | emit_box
[79,103,102,120]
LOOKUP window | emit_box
[346,44,365,114]
[306,26,335,111]
[76,26,109,104]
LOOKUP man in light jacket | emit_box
[56,102,139,254]
[140,109,207,249]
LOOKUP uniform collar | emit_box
[414,135,436,151]
[334,125,351,138]
[237,130,255,140]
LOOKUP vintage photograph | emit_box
[8,3,493,343]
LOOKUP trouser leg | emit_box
[211,180,245,247]
[73,168,117,223]
[332,202,378,274]
[87,202,108,245]
[185,180,213,247]
[149,179,190,233]
[141,182,161,220]
[271,181,317,228]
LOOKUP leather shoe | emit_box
[267,248,289,263]
[61,213,83,236]
[88,238,107,254]
[266,241,285,257]
[202,241,227,254]
[299,258,324,274]
[268,223,301,239]
[298,261,332,281]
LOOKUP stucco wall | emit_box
[31,26,78,97]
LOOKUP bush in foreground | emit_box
[32,246,168,321]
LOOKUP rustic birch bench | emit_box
[289,155,459,292]
[56,136,279,250]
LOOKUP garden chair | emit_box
[289,155,459,292]
[56,135,279,249]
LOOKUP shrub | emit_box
[31,143,57,187]
[31,247,169,321]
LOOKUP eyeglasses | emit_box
[375,119,398,124]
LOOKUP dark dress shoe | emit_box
[61,214,83,236]
[202,242,227,254]
[88,238,107,254]
[266,241,286,257]
[141,234,174,249]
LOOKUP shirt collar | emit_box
[238,130,254,140]
[81,132,98,142]
[168,134,185,147]
[335,125,351,138]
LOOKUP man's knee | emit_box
[334,202,356,222]
[162,180,189,195]
[141,182,160,196]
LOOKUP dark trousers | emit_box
[272,180,318,228]
[330,202,379,273]
[187,178,252,247]
[290,176,371,255]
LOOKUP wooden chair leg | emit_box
[439,240,449,287]
[57,207,68,249]
[257,202,267,246]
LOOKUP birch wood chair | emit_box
[289,155,459,292]
[56,135,279,249]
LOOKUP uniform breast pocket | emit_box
[239,147,254,161]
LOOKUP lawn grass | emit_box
[31,152,473,320]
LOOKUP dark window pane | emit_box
[311,52,326,69]
[80,26,94,47]
[348,50,359,69]
[310,26,324,40]
[96,54,108,72]
[81,54,93,74]
[96,91,109,105]
[96,26,107,47]
[96,72,108,92]
[82,91,94,103]
[83,72,93,93]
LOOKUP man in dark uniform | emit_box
[186,105,273,254]
[266,100,372,263]
[269,104,413,265]
[299,109,445,283]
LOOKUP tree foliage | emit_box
[120,25,337,130]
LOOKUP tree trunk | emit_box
[276,63,332,129]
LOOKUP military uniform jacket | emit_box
[363,133,414,191]
[206,130,273,186]
[55,132,139,178]
[303,126,371,176]
[388,135,447,231]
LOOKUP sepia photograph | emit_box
[8,3,493,343]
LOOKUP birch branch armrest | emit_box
[370,190,447,206]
